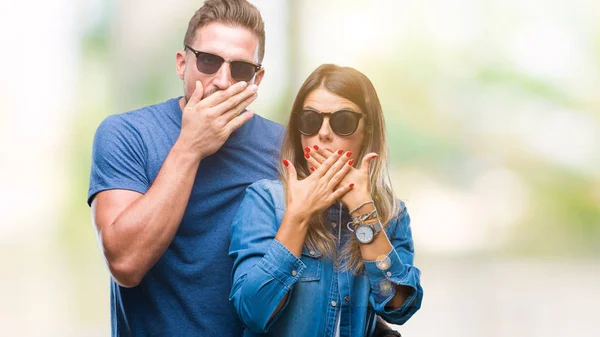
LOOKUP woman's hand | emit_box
[303,146,378,212]
[282,150,355,223]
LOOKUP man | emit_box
[88,1,283,335]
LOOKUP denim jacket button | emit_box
[292,270,297,276]
[331,301,337,307]
[331,222,337,228]
[344,296,350,303]
[386,271,392,277]
[309,250,316,256]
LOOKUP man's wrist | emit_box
[172,137,205,163]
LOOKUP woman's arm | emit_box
[229,182,305,333]
[229,153,354,332]
[357,202,423,325]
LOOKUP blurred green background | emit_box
[1,0,598,336]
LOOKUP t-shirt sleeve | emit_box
[87,114,149,206]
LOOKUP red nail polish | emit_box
[337,150,343,155]
[313,145,319,150]
[304,153,310,159]
[304,146,311,153]
[349,183,354,188]
[348,159,354,166]
[283,160,289,167]
[346,151,352,157]
[310,167,315,172]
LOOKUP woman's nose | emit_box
[318,117,333,142]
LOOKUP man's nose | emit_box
[212,62,235,90]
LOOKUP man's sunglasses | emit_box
[296,109,365,136]
[185,45,262,82]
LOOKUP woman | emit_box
[229,64,423,336]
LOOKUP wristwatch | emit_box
[354,218,383,244]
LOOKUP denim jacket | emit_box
[229,179,423,337]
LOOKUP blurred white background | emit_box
[1,0,598,336]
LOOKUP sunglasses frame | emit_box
[185,45,262,82]
[296,108,366,136]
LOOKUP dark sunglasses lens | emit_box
[330,111,360,135]
[297,111,323,135]
[231,62,257,82]
[196,52,223,74]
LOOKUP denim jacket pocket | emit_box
[298,247,322,282]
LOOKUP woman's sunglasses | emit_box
[185,45,262,82]
[296,109,365,136]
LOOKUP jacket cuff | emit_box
[258,239,306,289]
[364,248,418,312]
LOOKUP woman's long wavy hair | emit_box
[279,64,399,273]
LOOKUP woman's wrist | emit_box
[345,192,374,215]
[283,206,312,228]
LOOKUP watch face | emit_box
[356,225,374,243]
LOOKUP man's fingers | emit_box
[217,83,259,116]
[187,80,204,106]
[221,91,258,123]
[224,109,254,135]
[201,81,249,108]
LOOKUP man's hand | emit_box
[179,80,258,159]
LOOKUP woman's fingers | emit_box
[307,145,330,164]
[282,159,297,185]
[331,182,354,201]
[327,157,354,189]
[322,150,352,181]
[313,149,342,177]
[359,152,378,171]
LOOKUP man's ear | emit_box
[253,68,265,86]
[176,50,187,80]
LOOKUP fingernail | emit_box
[313,145,319,150]
[304,146,311,153]
[304,153,310,159]
[240,81,248,88]
[250,84,258,91]
[346,151,352,157]
[348,159,354,166]
[283,160,289,167]
[310,167,315,172]
[349,183,354,188]
[337,150,343,155]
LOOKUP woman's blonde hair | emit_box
[279,64,399,273]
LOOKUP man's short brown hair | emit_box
[184,0,265,63]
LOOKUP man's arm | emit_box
[91,141,201,287]
[91,80,258,287]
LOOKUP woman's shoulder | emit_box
[245,179,285,210]
[248,178,283,192]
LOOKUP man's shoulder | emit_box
[248,113,285,133]
[101,97,179,126]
